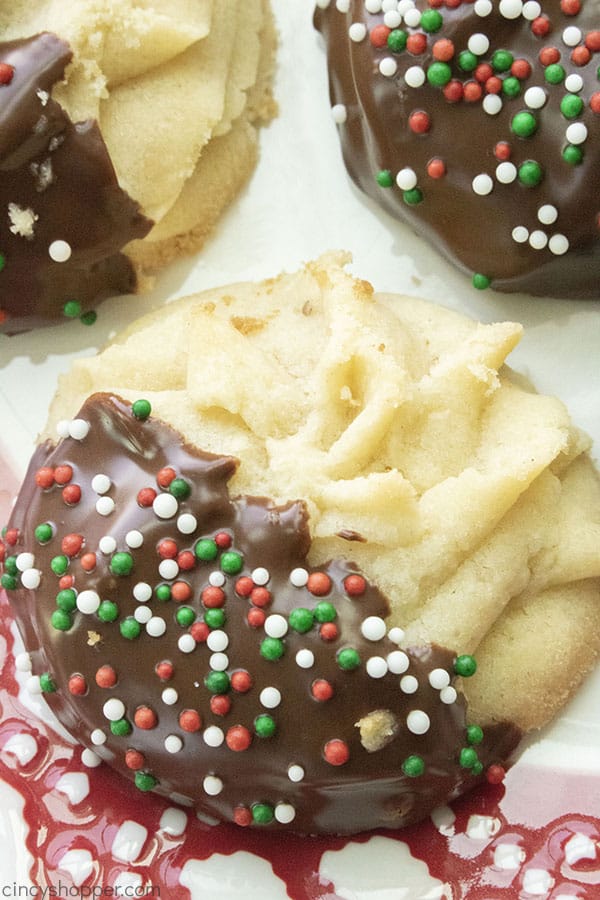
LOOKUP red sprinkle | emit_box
[134,707,157,730]
[590,92,600,115]
[539,46,560,65]
[531,16,551,37]
[59,575,74,590]
[311,679,334,702]
[511,58,531,80]
[0,63,15,85]
[61,533,83,557]
[4,528,19,547]
[202,586,225,608]
[157,539,178,559]
[344,574,367,596]
[249,586,272,608]
[231,670,253,693]
[370,24,391,48]
[210,695,232,717]
[560,0,580,13]
[68,674,87,696]
[406,33,428,56]
[53,464,73,485]
[125,750,145,770]
[179,710,202,733]
[320,622,339,642]
[307,572,332,597]
[177,550,195,571]
[80,552,97,573]
[586,31,600,52]
[474,62,493,83]
[486,764,506,785]
[443,79,464,102]
[485,76,503,95]
[324,739,350,766]
[156,467,176,488]
[432,38,454,61]
[171,581,192,603]
[233,806,252,827]
[247,608,266,629]
[35,467,55,489]
[427,157,446,179]
[235,576,254,597]
[214,531,232,549]
[190,622,210,643]
[137,487,157,508]
[155,661,174,681]
[95,665,117,689]
[226,725,252,752]
[494,141,512,160]
[463,81,483,102]
[62,484,82,506]
[571,45,591,66]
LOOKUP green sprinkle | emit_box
[402,755,425,777]
[337,647,361,671]
[420,9,443,32]
[132,399,152,420]
[387,29,407,53]
[472,761,484,775]
[255,714,277,738]
[560,93,584,119]
[260,637,285,661]
[252,803,274,825]
[502,76,521,98]
[562,144,584,165]
[403,187,423,206]
[376,169,394,188]
[50,555,69,576]
[40,672,57,693]
[467,724,484,745]
[176,606,195,627]
[135,771,157,791]
[110,551,134,577]
[0,573,17,590]
[120,617,141,640]
[63,300,82,318]
[3,555,17,576]
[0,253,5,273]
[98,600,119,622]
[511,110,537,138]
[204,670,230,693]
[459,747,479,769]
[314,601,337,623]
[80,311,97,326]
[458,50,478,72]
[545,63,565,84]
[204,608,226,629]
[492,49,513,72]
[427,61,452,87]
[55,589,77,612]
[194,538,218,562]
[111,718,132,736]
[289,608,314,633]
[51,609,73,631]
[454,654,477,677]
[155,583,172,602]
[518,160,543,186]
[34,523,54,544]
[220,550,243,575]
[472,273,491,290]
[169,477,190,500]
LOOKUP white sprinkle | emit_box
[397,0,415,14]
[275,803,296,824]
[379,57,398,77]
[203,775,223,796]
[56,420,71,438]
[474,0,492,15]
[383,10,402,28]
[210,652,229,672]
[565,74,584,93]
[428,668,451,690]
[387,626,405,645]
[549,234,569,255]
[387,650,410,674]
[25,675,42,695]
[178,634,196,654]
[69,419,90,441]
[405,66,425,88]
[133,581,152,602]
[90,728,106,746]
[366,656,389,678]
[207,630,229,652]
[159,558,179,580]
[315,0,330,8]
[14,653,32,672]
[562,25,582,47]
[331,103,347,124]
[468,33,489,56]
[396,168,418,191]
[209,570,226,587]
[288,764,305,782]
[360,615,387,641]
[265,614,288,638]
[512,225,529,243]
[153,493,178,519]
[260,687,282,708]
[407,710,431,734]
[103,698,125,721]
[162,688,178,706]
[91,474,111,494]
[524,86,546,109]
[146,616,167,637]
[99,536,117,554]
[566,122,587,145]
[48,239,71,262]
[165,735,183,754]
[134,605,152,624]
[81,749,102,768]
[296,649,314,669]
[529,229,548,250]
[96,496,115,517]
[365,0,382,12]
[348,22,367,42]
[77,590,100,614]
[440,685,458,704]
[537,204,558,225]
[499,0,523,18]
[20,568,41,590]
[522,1,541,19]
[335,0,349,11]
[400,675,419,694]
[203,726,224,748]
[472,173,493,196]
[16,552,35,571]
[177,513,197,535]
[496,161,517,184]
[403,6,421,27]
[290,567,308,587]
[483,94,503,115]
[252,567,270,586]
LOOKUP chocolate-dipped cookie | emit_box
[314,0,600,298]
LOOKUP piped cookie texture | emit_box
[0,0,276,334]
[314,0,600,298]
[3,254,600,833]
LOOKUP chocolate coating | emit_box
[2,394,519,834]
[0,34,152,334]
[314,0,600,298]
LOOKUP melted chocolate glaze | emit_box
[0,34,153,334]
[314,0,600,298]
[1,394,520,834]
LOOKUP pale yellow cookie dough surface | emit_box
[45,254,600,734]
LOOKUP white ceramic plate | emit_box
[1,3,599,898]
